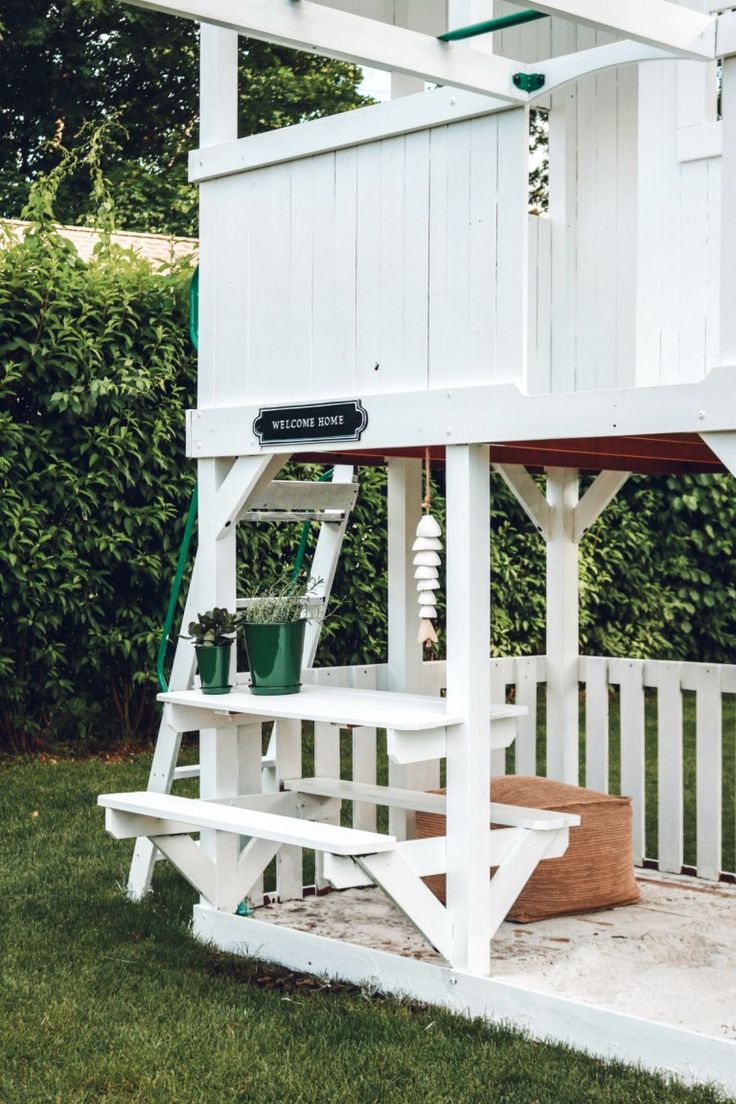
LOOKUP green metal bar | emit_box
[189,265,199,352]
[439,9,547,41]
[291,468,335,582]
[157,485,198,692]
[157,266,200,692]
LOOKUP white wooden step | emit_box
[283,778,581,831]
[99,791,396,856]
[172,764,200,781]
[243,480,358,513]
[159,684,525,734]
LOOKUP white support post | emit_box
[720,58,736,367]
[198,23,238,411]
[127,554,202,899]
[238,722,265,906]
[198,456,240,907]
[386,458,436,841]
[445,444,491,976]
[496,466,627,787]
[199,23,238,147]
[275,718,303,901]
[545,467,579,785]
[390,0,428,99]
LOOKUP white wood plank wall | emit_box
[201,108,528,406]
[497,1,720,393]
[636,60,720,386]
[497,7,639,394]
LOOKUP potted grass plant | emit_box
[240,575,321,696]
[184,607,241,695]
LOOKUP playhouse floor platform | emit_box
[253,871,736,1042]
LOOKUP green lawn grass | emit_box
[1,753,734,1104]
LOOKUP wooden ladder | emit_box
[126,464,358,899]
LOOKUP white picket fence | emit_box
[296,655,735,887]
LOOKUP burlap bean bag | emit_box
[415,775,640,922]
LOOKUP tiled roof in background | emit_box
[1,219,198,264]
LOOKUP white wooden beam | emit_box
[493,464,551,538]
[186,367,736,458]
[152,834,216,903]
[519,0,716,59]
[356,850,452,961]
[189,87,511,183]
[716,11,736,57]
[678,121,722,164]
[573,471,629,543]
[701,431,736,476]
[194,907,736,1095]
[533,40,681,101]
[487,828,569,939]
[124,0,526,102]
[214,454,285,539]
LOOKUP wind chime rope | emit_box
[414,448,441,648]
[422,447,432,513]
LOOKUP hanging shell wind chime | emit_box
[414,450,442,646]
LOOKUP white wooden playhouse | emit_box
[99,0,736,1091]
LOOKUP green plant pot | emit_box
[243,620,306,695]
[195,642,232,695]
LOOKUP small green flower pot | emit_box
[195,642,232,695]
[243,619,306,696]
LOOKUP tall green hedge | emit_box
[2,221,736,754]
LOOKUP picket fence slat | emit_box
[514,656,538,775]
[490,664,509,777]
[695,665,722,881]
[584,656,609,792]
[656,664,684,874]
[616,661,646,866]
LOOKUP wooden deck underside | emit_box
[301,434,726,475]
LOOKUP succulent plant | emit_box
[183,607,241,647]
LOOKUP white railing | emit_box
[257,654,735,898]
[579,656,735,882]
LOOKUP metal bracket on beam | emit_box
[513,72,546,93]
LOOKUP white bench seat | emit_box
[283,778,581,831]
[99,791,396,856]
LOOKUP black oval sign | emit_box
[253,400,368,446]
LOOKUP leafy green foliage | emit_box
[0,0,370,234]
[184,608,240,648]
[0,195,197,751]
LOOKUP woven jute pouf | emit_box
[415,775,640,922]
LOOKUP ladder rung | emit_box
[244,480,358,513]
[241,510,345,524]
[173,764,200,780]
